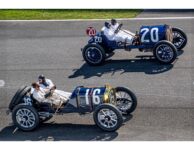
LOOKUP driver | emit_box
[110,19,136,44]
[31,82,71,108]
[101,22,115,41]
[38,75,56,90]
[110,18,119,31]
[101,21,134,45]
[111,19,135,36]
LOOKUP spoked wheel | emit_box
[82,44,106,66]
[153,40,177,64]
[115,87,137,115]
[93,104,123,132]
[172,27,187,50]
[12,104,39,131]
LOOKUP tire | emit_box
[82,44,106,66]
[153,40,177,64]
[12,104,39,131]
[9,86,27,111]
[13,86,31,108]
[115,87,137,115]
[172,27,187,50]
[93,104,123,132]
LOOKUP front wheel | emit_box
[115,87,137,115]
[172,27,187,50]
[82,44,106,66]
[93,104,123,132]
[12,104,39,131]
[153,40,177,64]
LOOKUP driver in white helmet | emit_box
[101,21,135,45]
[110,19,136,44]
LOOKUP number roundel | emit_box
[86,27,96,37]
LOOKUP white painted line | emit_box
[0,17,194,22]
[0,80,5,87]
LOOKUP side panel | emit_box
[140,25,167,45]
[77,87,106,113]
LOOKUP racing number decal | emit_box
[85,89,90,105]
[85,88,101,105]
[141,27,159,43]
[92,89,101,104]
[141,28,149,42]
[86,27,96,37]
[94,36,102,43]
[150,28,159,42]
[23,96,32,105]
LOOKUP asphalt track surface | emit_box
[0,10,194,141]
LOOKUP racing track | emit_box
[0,10,194,141]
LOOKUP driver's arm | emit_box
[33,91,47,103]
[46,79,56,90]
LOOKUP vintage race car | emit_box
[8,85,137,132]
[82,24,187,66]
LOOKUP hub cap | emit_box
[16,108,36,128]
[98,109,118,128]
[85,47,102,64]
[156,44,174,62]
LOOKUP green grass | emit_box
[0,9,142,20]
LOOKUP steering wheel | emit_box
[114,23,123,34]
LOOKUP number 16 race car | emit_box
[8,85,137,132]
[82,24,187,66]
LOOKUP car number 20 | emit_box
[141,27,159,43]
[85,89,101,105]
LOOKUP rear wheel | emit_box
[12,104,39,131]
[93,104,123,132]
[115,87,137,115]
[153,40,177,64]
[172,27,187,50]
[82,44,106,66]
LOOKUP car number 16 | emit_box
[85,89,101,105]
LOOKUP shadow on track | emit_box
[0,123,118,141]
[0,114,133,141]
[69,55,175,79]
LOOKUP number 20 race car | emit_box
[82,24,187,66]
[8,85,137,132]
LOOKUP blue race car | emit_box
[82,24,187,66]
[8,84,137,132]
